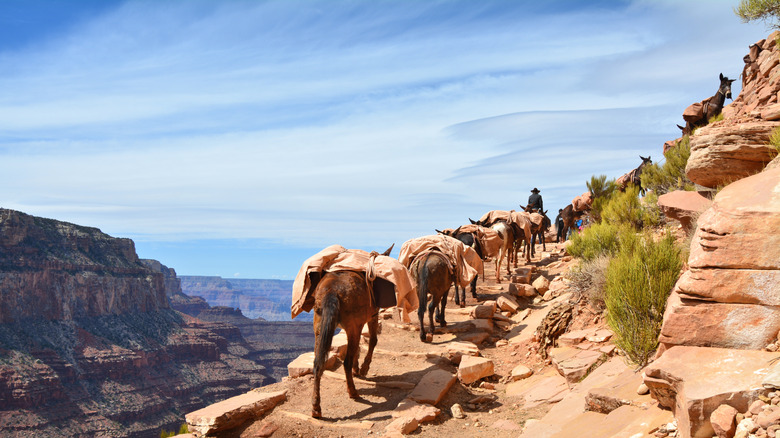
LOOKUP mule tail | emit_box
[315,293,340,372]
[416,254,431,341]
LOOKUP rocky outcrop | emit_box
[142,259,210,316]
[657,190,712,231]
[685,33,780,188]
[658,166,780,351]
[0,210,273,437]
[0,209,168,323]
[686,121,779,188]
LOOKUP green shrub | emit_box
[567,222,623,262]
[640,136,695,195]
[586,175,617,222]
[770,126,780,158]
[604,232,682,366]
[601,185,646,229]
[708,113,724,124]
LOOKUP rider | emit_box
[526,188,543,213]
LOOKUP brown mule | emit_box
[411,251,453,342]
[310,245,393,419]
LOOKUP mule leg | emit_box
[418,300,427,342]
[359,315,378,376]
[343,330,361,399]
[470,276,478,299]
[453,282,460,307]
[438,288,448,327]
[311,313,323,418]
[428,298,437,335]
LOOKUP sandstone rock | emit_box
[444,341,480,364]
[657,190,712,231]
[392,398,441,422]
[471,318,494,333]
[644,346,778,438]
[686,121,779,188]
[510,364,533,381]
[385,416,418,435]
[586,368,648,414]
[458,356,494,384]
[451,403,465,419]
[509,283,537,297]
[408,369,456,405]
[185,390,287,436]
[491,419,522,431]
[711,404,738,438]
[532,275,550,294]
[550,347,605,385]
[497,294,520,313]
[331,331,348,360]
[513,267,533,284]
[470,303,496,319]
[460,331,490,345]
[557,329,591,347]
[287,351,337,378]
[659,166,780,351]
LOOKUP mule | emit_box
[311,245,393,419]
[559,204,584,241]
[616,155,652,195]
[411,251,453,342]
[470,216,517,283]
[436,227,483,307]
[681,73,735,134]
[530,210,551,254]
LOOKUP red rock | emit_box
[686,121,779,188]
[710,404,738,438]
[550,346,605,385]
[458,356,494,384]
[532,276,550,294]
[643,346,777,438]
[185,390,287,436]
[657,191,712,231]
[660,166,780,351]
[408,369,456,405]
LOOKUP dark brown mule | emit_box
[411,251,453,342]
[435,227,482,307]
[680,73,735,134]
[311,245,393,419]
[616,156,652,195]
[559,204,584,241]
[520,209,551,258]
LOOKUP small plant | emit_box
[601,185,646,229]
[770,126,780,157]
[567,222,623,262]
[708,113,724,124]
[567,255,611,310]
[640,136,695,195]
[604,232,682,366]
[586,175,617,222]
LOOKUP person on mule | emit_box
[525,187,543,213]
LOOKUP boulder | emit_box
[287,351,337,378]
[510,283,537,297]
[550,347,605,385]
[458,356,494,384]
[659,166,780,351]
[185,390,287,436]
[497,294,520,313]
[408,369,456,405]
[532,276,550,294]
[657,191,712,231]
[643,346,777,438]
[710,404,738,438]
[510,364,533,381]
[685,121,779,188]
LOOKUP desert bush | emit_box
[601,185,646,229]
[770,126,780,158]
[604,232,682,366]
[567,222,623,262]
[586,175,617,222]
[567,255,611,310]
[640,136,695,195]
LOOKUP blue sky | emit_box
[0,0,769,279]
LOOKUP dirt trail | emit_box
[220,242,607,437]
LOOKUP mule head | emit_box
[381,244,394,256]
[640,155,652,165]
[677,124,692,137]
[719,73,735,99]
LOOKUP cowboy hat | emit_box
[531,188,540,193]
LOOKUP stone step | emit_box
[585,367,652,414]
[287,351,338,378]
[407,369,457,405]
[547,404,672,438]
[185,390,287,436]
[550,346,606,385]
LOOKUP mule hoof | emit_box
[312,408,321,419]
[425,332,433,342]
[459,303,465,308]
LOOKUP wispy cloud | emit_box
[0,0,769,277]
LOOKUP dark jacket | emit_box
[527,193,543,212]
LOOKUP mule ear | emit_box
[435,229,443,234]
[729,79,736,84]
[469,218,477,224]
[720,72,724,80]
[453,225,462,236]
[677,124,685,131]
[381,243,394,256]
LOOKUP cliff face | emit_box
[0,209,168,323]
[0,209,273,437]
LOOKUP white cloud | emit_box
[0,0,770,274]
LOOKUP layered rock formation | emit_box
[0,209,273,437]
[658,166,780,351]
[685,33,780,188]
[180,276,303,321]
